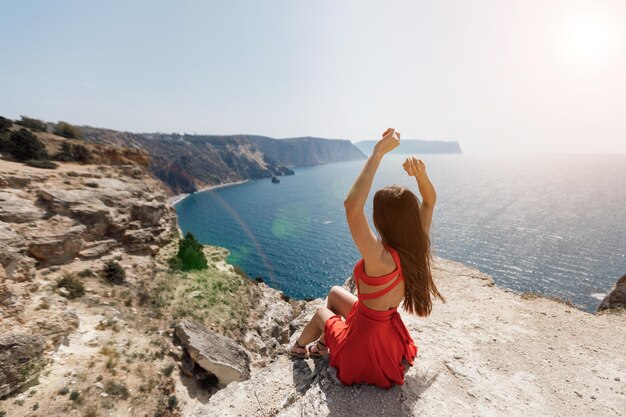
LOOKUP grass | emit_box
[520,291,575,307]
[83,406,99,417]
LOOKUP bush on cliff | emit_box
[170,232,208,271]
[54,142,91,163]
[0,116,11,133]
[53,121,83,139]
[7,128,49,161]
[102,260,126,284]
[25,159,59,169]
[16,115,47,132]
[57,274,85,299]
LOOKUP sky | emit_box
[1,0,625,153]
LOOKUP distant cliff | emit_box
[354,139,462,155]
[80,128,366,194]
[249,136,367,167]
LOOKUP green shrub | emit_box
[53,121,82,139]
[0,116,11,133]
[57,274,85,299]
[7,128,48,161]
[104,381,129,399]
[0,133,10,153]
[54,142,91,163]
[161,364,175,377]
[25,159,58,169]
[167,395,178,411]
[102,260,125,284]
[170,232,207,271]
[78,268,95,277]
[16,115,47,132]
[167,255,183,271]
[69,390,81,402]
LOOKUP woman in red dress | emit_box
[289,127,445,389]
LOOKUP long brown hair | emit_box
[373,184,445,316]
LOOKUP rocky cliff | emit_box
[0,154,303,416]
[354,139,462,155]
[80,128,366,194]
[248,136,367,167]
[191,260,625,417]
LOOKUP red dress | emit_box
[324,243,418,388]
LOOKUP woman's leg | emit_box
[327,285,357,318]
[295,306,335,347]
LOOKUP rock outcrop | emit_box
[192,259,626,417]
[0,160,177,274]
[0,333,46,398]
[598,274,626,311]
[175,320,251,386]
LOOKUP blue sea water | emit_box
[174,154,626,312]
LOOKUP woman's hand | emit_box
[373,128,400,157]
[402,155,426,177]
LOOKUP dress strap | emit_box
[358,273,403,300]
[356,243,404,300]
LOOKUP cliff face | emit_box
[80,128,366,194]
[249,136,367,167]
[0,149,304,416]
[192,259,626,417]
[355,139,462,155]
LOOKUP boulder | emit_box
[598,274,626,311]
[22,216,85,265]
[175,319,251,386]
[131,201,165,226]
[79,239,118,259]
[0,221,35,281]
[38,188,112,239]
[0,192,44,223]
[0,333,46,398]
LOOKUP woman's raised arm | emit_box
[344,128,400,261]
[403,156,436,235]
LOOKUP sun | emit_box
[554,9,622,68]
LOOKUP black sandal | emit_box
[308,340,328,358]
[288,340,309,359]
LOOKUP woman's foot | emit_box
[288,340,309,359]
[308,340,328,358]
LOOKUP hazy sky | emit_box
[1,1,625,153]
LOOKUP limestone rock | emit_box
[79,239,118,259]
[0,333,46,398]
[22,216,85,265]
[131,201,165,226]
[0,221,35,281]
[28,310,80,348]
[175,319,251,386]
[0,191,44,223]
[38,188,112,240]
[598,274,626,311]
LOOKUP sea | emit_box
[174,154,626,312]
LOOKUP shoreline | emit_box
[167,179,250,206]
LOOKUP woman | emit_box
[289,127,445,389]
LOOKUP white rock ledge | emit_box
[191,258,626,417]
